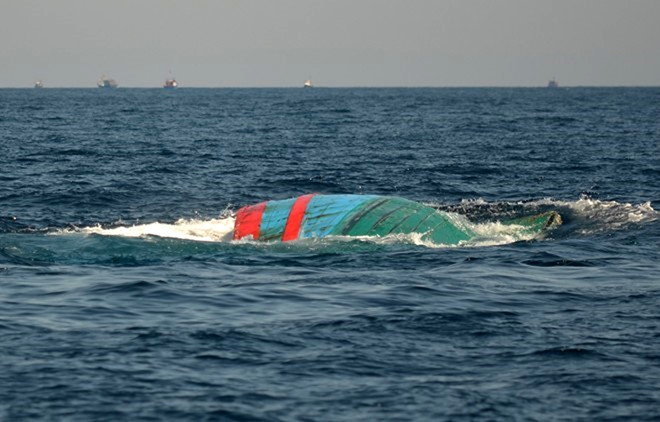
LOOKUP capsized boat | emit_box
[233,194,561,244]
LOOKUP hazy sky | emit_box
[2,0,659,87]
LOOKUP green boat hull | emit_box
[233,194,561,245]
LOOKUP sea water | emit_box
[1,87,659,420]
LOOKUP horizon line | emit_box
[3,84,660,89]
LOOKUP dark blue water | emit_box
[1,88,659,420]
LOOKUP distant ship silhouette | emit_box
[97,75,118,88]
[164,78,178,89]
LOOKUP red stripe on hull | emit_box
[233,202,266,240]
[282,194,316,242]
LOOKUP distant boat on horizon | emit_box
[97,75,118,88]
[34,80,44,89]
[164,78,178,89]
[547,78,558,88]
[303,79,313,88]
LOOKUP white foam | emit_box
[73,217,236,242]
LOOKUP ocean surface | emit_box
[1,87,659,421]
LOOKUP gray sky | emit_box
[2,0,659,87]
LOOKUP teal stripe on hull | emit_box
[301,195,474,245]
[259,197,296,241]
[300,195,378,239]
[333,196,474,244]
